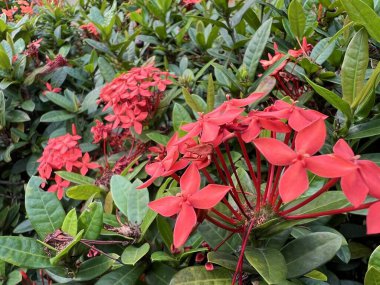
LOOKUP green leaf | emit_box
[0,236,51,268]
[121,243,150,265]
[40,110,76,122]
[342,0,380,43]
[284,192,350,215]
[61,208,77,236]
[56,171,95,185]
[78,202,103,240]
[145,263,177,285]
[347,119,380,139]
[341,29,369,105]
[365,266,380,285]
[25,177,65,239]
[304,76,352,120]
[281,232,342,278]
[242,18,272,79]
[245,247,287,283]
[206,74,215,113]
[157,215,173,250]
[98,57,115,82]
[151,251,177,262]
[66,185,103,200]
[182,88,206,113]
[230,0,256,28]
[84,39,112,54]
[207,251,255,273]
[146,132,170,145]
[95,265,146,285]
[110,176,149,224]
[75,255,115,281]
[6,110,30,123]
[172,102,191,131]
[45,92,76,112]
[288,0,306,39]
[304,270,328,281]
[369,245,380,269]
[50,229,84,265]
[169,266,232,285]
[310,37,335,65]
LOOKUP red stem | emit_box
[236,133,261,211]
[280,178,339,215]
[283,201,377,220]
[205,215,242,233]
[171,173,180,182]
[211,208,238,225]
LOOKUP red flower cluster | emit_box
[97,64,173,135]
[80,23,99,37]
[37,127,100,199]
[142,93,380,250]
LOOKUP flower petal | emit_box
[180,164,200,195]
[333,139,354,159]
[306,155,356,178]
[148,196,182,217]
[367,202,380,234]
[295,119,326,155]
[189,184,231,209]
[279,162,309,202]
[358,160,380,199]
[341,171,368,207]
[173,203,197,248]
[253,138,296,166]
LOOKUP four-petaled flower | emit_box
[48,175,70,200]
[148,164,231,247]
[75,152,101,176]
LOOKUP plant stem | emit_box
[205,215,242,233]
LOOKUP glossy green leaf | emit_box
[145,263,177,285]
[56,171,95,185]
[369,245,380,269]
[75,255,115,281]
[207,251,255,273]
[169,266,232,285]
[78,202,103,240]
[121,243,150,265]
[206,73,215,112]
[61,208,77,236]
[242,18,272,79]
[172,102,191,131]
[304,76,352,120]
[66,185,103,200]
[183,88,206,113]
[304,270,328,281]
[310,37,335,65]
[0,236,51,268]
[347,119,380,139]
[342,0,380,42]
[146,132,170,145]
[151,251,177,262]
[110,176,149,224]
[50,229,83,265]
[245,247,287,283]
[98,57,115,82]
[288,0,306,39]
[40,110,76,122]
[45,92,75,112]
[25,176,65,239]
[364,266,380,285]
[95,265,146,285]
[281,232,342,278]
[341,29,368,105]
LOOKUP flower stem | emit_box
[211,208,238,225]
[282,201,377,220]
[205,215,241,233]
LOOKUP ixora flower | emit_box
[148,164,231,247]
[142,95,380,282]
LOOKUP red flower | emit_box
[288,37,313,58]
[254,119,355,202]
[48,175,70,200]
[42,82,61,95]
[80,23,99,37]
[75,153,101,176]
[332,139,380,207]
[91,120,112,143]
[148,164,231,247]
[260,42,287,75]
[367,202,380,234]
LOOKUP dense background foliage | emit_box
[1,0,380,284]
